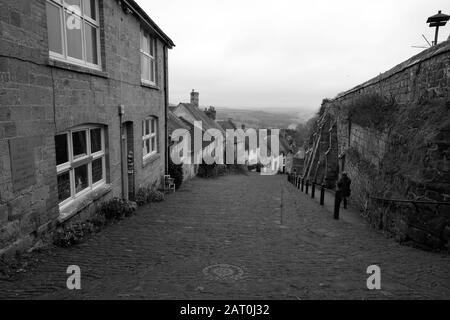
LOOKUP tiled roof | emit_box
[217,120,237,130]
[167,111,190,136]
[177,103,225,134]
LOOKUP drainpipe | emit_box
[163,45,169,174]
[119,105,126,199]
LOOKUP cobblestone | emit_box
[0,173,449,300]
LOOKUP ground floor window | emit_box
[142,117,158,160]
[55,125,106,208]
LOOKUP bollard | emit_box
[320,184,325,206]
[311,182,316,199]
[301,178,304,192]
[334,190,342,220]
[305,180,310,195]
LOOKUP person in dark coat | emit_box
[337,172,352,209]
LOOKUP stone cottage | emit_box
[167,110,198,181]
[0,0,174,256]
[173,91,225,164]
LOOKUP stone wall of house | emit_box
[304,40,450,250]
[0,0,170,257]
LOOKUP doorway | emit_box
[122,122,135,201]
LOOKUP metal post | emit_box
[305,180,309,195]
[334,190,342,220]
[311,182,316,199]
[434,26,439,46]
[320,184,325,206]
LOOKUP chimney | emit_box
[190,90,199,108]
[205,106,216,120]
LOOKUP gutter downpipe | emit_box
[119,106,126,199]
[164,45,169,174]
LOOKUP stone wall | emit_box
[0,0,171,257]
[304,40,450,250]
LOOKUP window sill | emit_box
[143,153,161,168]
[141,81,160,90]
[58,184,112,224]
[48,58,109,79]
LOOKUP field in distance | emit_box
[215,107,315,130]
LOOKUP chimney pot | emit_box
[190,90,199,108]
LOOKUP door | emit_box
[122,122,135,201]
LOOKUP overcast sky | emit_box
[136,0,450,111]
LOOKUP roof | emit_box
[124,0,175,48]
[175,103,225,134]
[217,119,237,130]
[167,111,190,136]
[335,40,450,101]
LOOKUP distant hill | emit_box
[215,107,315,130]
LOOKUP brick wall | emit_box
[0,0,171,256]
[304,41,450,249]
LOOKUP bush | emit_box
[53,198,137,248]
[168,158,184,190]
[346,93,397,130]
[197,163,218,178]
[99,197,136,220]
[150,190,165,202]
[199,163,248,178]
[136,186,165,206]
[136,187,151,206]
[53,221,95,248]
[227,164,248,175]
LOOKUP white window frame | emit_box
[142,117,158,160]
[56,125,106,209]
[140,30,156,85]
[46,0,102,71]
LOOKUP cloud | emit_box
[136,0,450,111]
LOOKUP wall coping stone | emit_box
[334,40,450,101]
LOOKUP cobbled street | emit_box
[1,173,449,300]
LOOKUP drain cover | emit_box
[203,264,244,281]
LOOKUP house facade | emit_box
[173,91,225,164]
[167,110,197,181]
[0,0,174,256]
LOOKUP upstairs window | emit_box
[46,0,101,70]
[142,117,158,159]
[55,126,106,208]
[140,31,156,85]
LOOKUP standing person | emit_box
[337,172,352,209]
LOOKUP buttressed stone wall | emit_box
[303,40,450,250]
